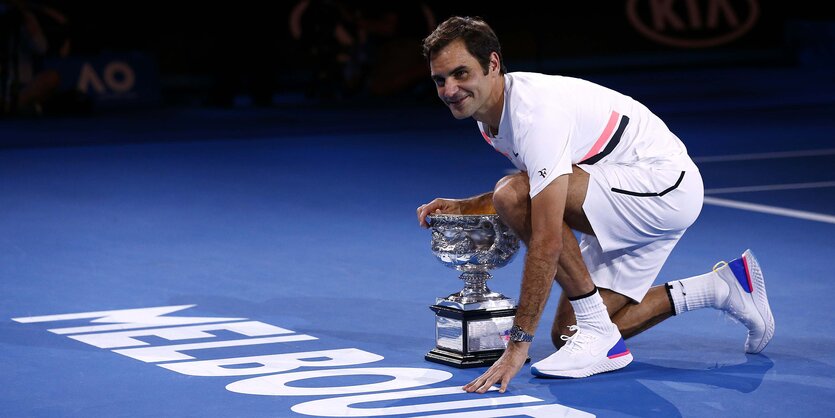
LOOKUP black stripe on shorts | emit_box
[611,171,686,197]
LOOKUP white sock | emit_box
[666,271,730,315]
[569,288,617,335]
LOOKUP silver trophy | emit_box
[424,213,524,368]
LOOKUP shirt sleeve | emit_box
[517,109,573,198]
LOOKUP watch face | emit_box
[510,325,532,342]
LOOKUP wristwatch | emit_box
[508,324,534,343]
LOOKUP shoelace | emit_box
[559,325,598,354]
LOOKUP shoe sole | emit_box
[742,249,775,354]
[531,351,633,379]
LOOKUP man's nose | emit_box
[441,81,459,99]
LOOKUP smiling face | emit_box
[429,40,503,123]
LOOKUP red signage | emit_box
[627,0,760,48]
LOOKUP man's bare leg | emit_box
[551,196,676,347]
[553,286,674,348]
[613,286,674,337]
[493,168,675,348]
[493,167,596,297]
[495,167,636,378]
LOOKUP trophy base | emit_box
[427,302,531,369]
[425,347,530,368]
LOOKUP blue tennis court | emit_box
[2,65,834,417]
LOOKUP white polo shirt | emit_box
[478,72,697,198]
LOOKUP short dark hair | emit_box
[422,16,507,75]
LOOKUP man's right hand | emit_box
[416,198,465,228]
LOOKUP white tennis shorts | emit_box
[577,163,704,302]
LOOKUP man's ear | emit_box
[490,52,501,74]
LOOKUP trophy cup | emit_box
[424,213,524,368]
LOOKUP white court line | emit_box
[703,196,835,224]
[704,181,835,195]
[694,148,835,163]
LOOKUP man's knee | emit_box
[493,172,528,215]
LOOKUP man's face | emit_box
[429,40,494,120]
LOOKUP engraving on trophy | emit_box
[424,213,526,368]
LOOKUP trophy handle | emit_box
[487,217,504,255]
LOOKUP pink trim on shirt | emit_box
[480,129,493,146]
[580,111,619,162]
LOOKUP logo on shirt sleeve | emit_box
[538,168,547,178]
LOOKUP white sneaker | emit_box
[715,249,775,353]
[530,325,633,378]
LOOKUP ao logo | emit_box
[627,0,760,48]
[77,60,136,94]
[13,305,592,417]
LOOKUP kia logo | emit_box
[626,0,760,48]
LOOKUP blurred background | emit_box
[1,0,832,125]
